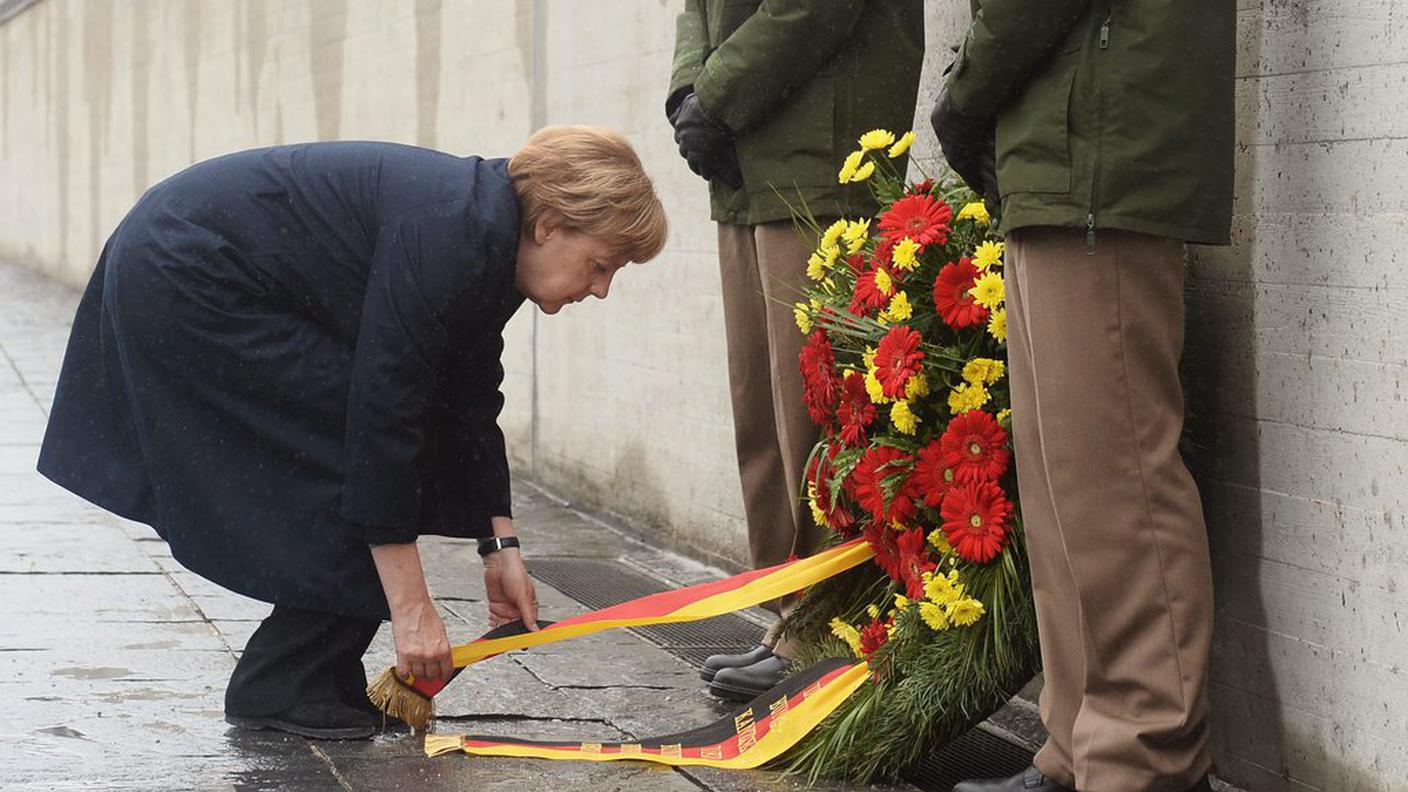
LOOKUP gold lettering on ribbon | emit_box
[659,743,683,758]
[769,696,790,718]
[734,707,759,753]
[700,745,723,760]
[803,681,822,699]
[580,742,602,754]
[618,743,642,757]
[733,708,755,733]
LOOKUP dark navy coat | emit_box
[37,142,525,618]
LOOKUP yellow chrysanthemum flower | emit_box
[806,251,827,281]
[890,400,920,435]
[948,382,991,415]
[807,482,827,527]
[928,529,952,555]
[904,372,930,400]
[956,201,991,226]
[866,604,881,620]
[864,369,889,405]
[949,598,986,627]
[829,617,864,656]
[891,237,922,271]
[987,307,1008,342]
[859,129,896,152]
[924,570,959,604]
[997,408,1011,424]
[837,150,864,183]
[820,219,848,251]
[893,593,911,611]
[973,240,1005,271]
[874,268,894,297]
[969,271,1005,311]
[880,291,913,323]
[888,130,916,159]
[842,219,870,254]
[962,357,1006,386]
[850,160,876,183]
[919,601,950,632]
[793,302,813,334]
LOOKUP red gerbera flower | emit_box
[836,372,877,447]
[877,194,953,247]
[807,444,858,536]
[933,257,989,329]
[798,330,842,426]
[874,235,897,270]
[906,178,937,197]
[852,445,917,526]
[912,439,959,507]
[859,616,892,656]
[873,326,925,400]
[849,267,891,317]
[940,410,1010,484]
[896,528,937,599]
[845,252,868,275]
[863,518,902,580]
[940,481,1014,564]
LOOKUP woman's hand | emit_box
[389,597,454,682]
[485,548,539,630]
[369,542,454,681]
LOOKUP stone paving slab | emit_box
[0,259,909,791]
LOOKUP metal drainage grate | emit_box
[902,725,1037,792]
[529,557,765,669]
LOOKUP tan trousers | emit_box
[1005,227,1215,792]
[716,221,824,657]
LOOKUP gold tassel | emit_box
[366,667,435,732]
[424,733,466,757]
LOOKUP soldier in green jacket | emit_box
[932,2,1232,792]
[667,0,924,701]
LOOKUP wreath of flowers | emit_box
[779,130,1039,782]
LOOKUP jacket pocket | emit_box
[995,53,1079,195]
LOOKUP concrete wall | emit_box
[1,2,1405,790]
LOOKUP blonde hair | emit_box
[508,126,668,264]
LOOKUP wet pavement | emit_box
[0,259,908,791]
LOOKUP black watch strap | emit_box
[477,536,521,558]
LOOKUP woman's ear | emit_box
[533,214,558,245]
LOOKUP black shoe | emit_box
[954,766,1072,792]
[226,701,376,740]
[708,654,791,702]
[699,644,773,683]
[346,692,408,731]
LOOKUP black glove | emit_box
[672,92,744,190]
[930,88,998,204]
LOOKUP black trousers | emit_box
[225,605,382,717]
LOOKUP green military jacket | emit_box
[669,0,925,227]
[947,0,1235,245]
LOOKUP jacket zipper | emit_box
[1086,6,1112,254]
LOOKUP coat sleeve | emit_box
[945,0,1090,119]
[340,208,464,543]
[667,0,710,117]
[692,0,867,134]
[431,332,513,535]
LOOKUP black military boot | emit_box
[699,644,773,683]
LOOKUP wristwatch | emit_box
[477,536,521,559]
